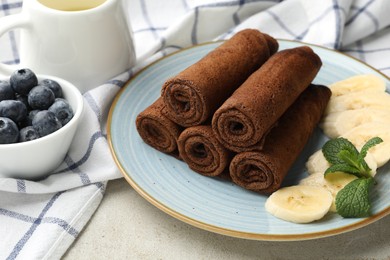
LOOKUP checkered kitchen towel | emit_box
[1,0,390,259]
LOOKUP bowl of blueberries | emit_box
[0,68,84,180]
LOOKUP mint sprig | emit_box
[321,137,383,218]
[322,137,382,178]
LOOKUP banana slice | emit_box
[299,172,357,212]
[342,122,390,167]
[321,108,390,139]
[305,150,330,175]
[305,149,377,176]
[324,91,390,115]
[329,74,386,97]
[265,185,332,223]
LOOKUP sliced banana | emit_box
[305,149,377,177]
[342,122,390,167]
[299,172,357,212]
[321,108,390,139]
[324,91,390,115]
[265,185,332,223]
[305,150,330,175]
[365,152,378,177]
[329,74,386,97]
[292,74,388,220]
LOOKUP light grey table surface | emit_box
[64,178,390,260]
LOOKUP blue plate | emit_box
[107,40,390,240]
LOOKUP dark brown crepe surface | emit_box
[229,85,331,194]
[161,29,278,127]
[178,125,233,177]
[212,46,322,152]
[136,98,183,157]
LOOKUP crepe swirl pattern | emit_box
[177,125,232,177]
[161,29,278,127]
[229,85,331,194]
[136,98,182,157]
[212,46,322,152]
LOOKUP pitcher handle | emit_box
[0,13,30,76]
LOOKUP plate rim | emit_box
[107,39,390,241]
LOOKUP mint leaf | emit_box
[324,164,362,177]
[335,178,374,218]
[357,158,370,176]
[337,150,363,173]
[357,137,383,177]
[360,137,383,158]
[322,137,359,165]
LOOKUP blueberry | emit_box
[19,126,39,142]
[48,98,74,126]
[15,94,31,111]
[10,68,38,95]
[0,100,27,123]
[26,109,40,126]
[28,85,55,110]
[0,117,19,144]
[18,109,38,129]
[41,79,63,98]
[32,110,61,137]
[0,80,15,101]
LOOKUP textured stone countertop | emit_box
[64,178,390,260]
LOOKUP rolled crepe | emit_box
[212,46,322,152]
[161,29,278,127]
[136,98,182,157]
[229,84,331,194]
[177,125,232,177]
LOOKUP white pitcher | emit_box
[0,0,136,93]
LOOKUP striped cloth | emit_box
[1,0,390,259]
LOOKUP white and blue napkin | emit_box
[1,0,390,259]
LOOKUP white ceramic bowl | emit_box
[0,75,84,180]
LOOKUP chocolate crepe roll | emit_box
[136,98,182,157]
[161,29,278,127]
[178,125,233,177]
[229,84,331,194]
[212,46,322,152]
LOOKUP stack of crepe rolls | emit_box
[136,29,277,159]
[136,29,331,197]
